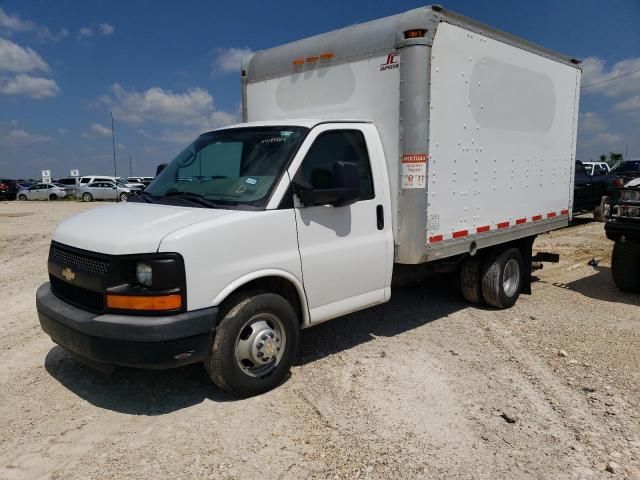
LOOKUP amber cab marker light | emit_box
[319,52,334,60]
[404,29,427,39]
[106,293,182,311]
[306,56,319,63]
[292,58,305,66]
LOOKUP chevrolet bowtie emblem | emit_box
[61,267,76,282]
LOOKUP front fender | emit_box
[211,269,311,327]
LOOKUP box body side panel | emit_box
[426,22,579,256]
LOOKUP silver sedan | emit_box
[76,181,133,202]
[17,183,67,201]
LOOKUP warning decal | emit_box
[401,153,427,189]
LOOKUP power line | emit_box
[581,67,640,89]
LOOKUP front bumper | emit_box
[36,283,218,369]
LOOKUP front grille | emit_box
[50,276,104,313]
[49,245,109,277]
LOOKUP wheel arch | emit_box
[212,270,310,327]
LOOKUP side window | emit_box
[298,130,374,200]
[80,178,90,184]
[575,162,588,177]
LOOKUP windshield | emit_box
[145,126,308,208]
[612,160,640,173]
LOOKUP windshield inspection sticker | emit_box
[245,177,258,185]
[402,153,427,189]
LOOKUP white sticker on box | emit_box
[401,153,427,189]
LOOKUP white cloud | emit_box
[0,7,68,42]
[0,74,59,98]
[79,23,114,39]
[581,56,640,97]
[0,37,49,73]
[100,84,239,136]
[98,23,114,36]
[78,27,93,38]
[82,123,112,138]
[0,128,51,146]
[58,128,67,134]
[212,47,252,75]
[0,7,33,33]
[613,95,640,113]
[578,112,606,134]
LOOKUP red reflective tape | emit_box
[516,218,526,225]
[429,235,443,243]
[452,229,468,239]
[532,215,542,221]
[497,221,510,229]
[561,209,569,215]
[476,225,490,233]
[547,212,557,218]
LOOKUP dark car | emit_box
[610,160,640,188]
[0,179,20,200]
[573,161,615,220]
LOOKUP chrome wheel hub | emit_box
[235,314,286,378]
[502,258,521,298]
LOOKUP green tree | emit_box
[599,154,607,163]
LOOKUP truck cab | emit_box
[37,120,393,396]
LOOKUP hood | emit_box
[53,203,233,255]
[626,177,640,188]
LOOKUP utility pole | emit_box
[626,144,629,160]
[111,112,117,178]
[111,112,118,202]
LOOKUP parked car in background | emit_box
[17,183,67,200]
[55,177,81,196]
[610,160,640,188]
[0,179,20,200]
[76,181,132,202]
[574,160,614,221]
[127,176,154,187]
[582,161,611,176]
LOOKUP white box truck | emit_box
[37,5,581,396]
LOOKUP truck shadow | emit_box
[44,276,466,414]
[550,265,640,307]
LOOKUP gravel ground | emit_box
[0,200,638,480]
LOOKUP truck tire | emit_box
[481,247,524,309]
[205,291,299,397]
[460,255,484,304]
[611,241,640,292]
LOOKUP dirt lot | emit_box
[0,200,638,480]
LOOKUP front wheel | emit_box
[82,192,93,202]
[18,194,27,201]
[611,241,640,292]
[119,192,128,202]
[205,292,299,397]
[49,194,58,201]
[481,247,524,309]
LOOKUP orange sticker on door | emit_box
[402,153,427,189]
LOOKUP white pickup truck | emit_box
[37,5,581,396]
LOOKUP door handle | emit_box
[376,204,384,230]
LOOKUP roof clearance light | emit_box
[404,29,427,39]
[306,56,319,63]
[319,53,334,60]
[293,58,305,66]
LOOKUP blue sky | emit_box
[1,0,639,179]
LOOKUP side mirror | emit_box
[294,161,360,207]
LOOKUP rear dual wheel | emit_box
[460,247,524,309]
[205,292,299,397]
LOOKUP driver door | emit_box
[289,125,390,324]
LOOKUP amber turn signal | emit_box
[404,29,427,39]
[106,293,182,311]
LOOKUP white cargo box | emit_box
[242,5,581,264]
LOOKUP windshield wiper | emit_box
[163,191,228,209]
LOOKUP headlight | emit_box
[136,262,152,286]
